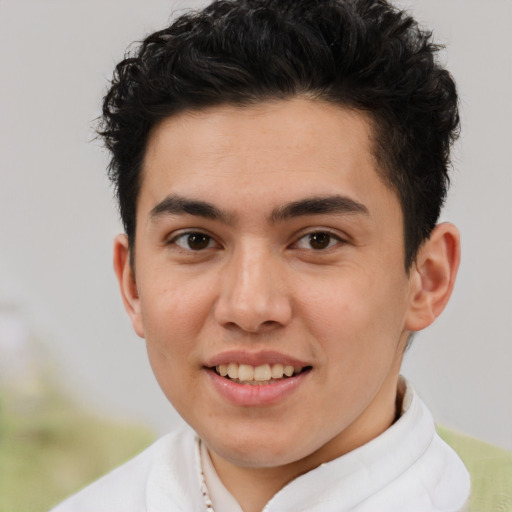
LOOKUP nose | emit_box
[213,244,293,333]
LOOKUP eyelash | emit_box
[168,229,345,252]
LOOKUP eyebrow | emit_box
[270,195,369,223]
[149,194,234,223]
[149,193,369,224]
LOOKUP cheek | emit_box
[297,269,408,361]
[138,273,215,359]
[139,279,212,410]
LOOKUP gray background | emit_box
[1,0,511,449]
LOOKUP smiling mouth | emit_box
[212,363,312,385]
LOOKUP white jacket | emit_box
[51,382,470,512]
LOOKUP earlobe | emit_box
[113,234,145,338]
[405,223,461,332]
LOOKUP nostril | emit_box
[218,318,283,334]
[252,319,284,333]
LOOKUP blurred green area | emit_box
[0,306,157,511]
[0,384,156,512]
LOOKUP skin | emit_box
[114,98,460,512]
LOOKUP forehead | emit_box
[139,98,397,220]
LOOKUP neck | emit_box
[206,459,299,512]
[206,374,404,512]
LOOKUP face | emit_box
[117,98,425,473]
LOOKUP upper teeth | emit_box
[215,363,302,382]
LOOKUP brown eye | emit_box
[188,233,211,250]
[174,232,214,250]
[308,232,333,250]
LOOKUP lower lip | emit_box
[205,368,310,406]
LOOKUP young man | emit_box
[52,0,470,510]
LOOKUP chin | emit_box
[202,424,323,469]
[216,445,302,469]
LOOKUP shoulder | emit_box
[50,428,198,512]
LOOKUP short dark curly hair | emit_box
[99,0,459,269]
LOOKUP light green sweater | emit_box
[437,426,512,512]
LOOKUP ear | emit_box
[113,234,145,338]
[405,222,461,332]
